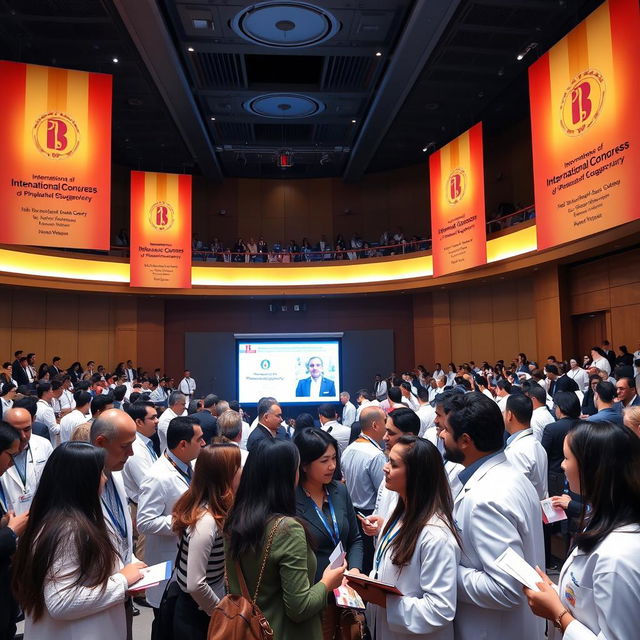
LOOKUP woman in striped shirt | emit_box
[171,443,242,638]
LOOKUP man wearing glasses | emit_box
[246,398,287,452]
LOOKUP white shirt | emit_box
[367,515,460,640]
[179,377,196,399]
[567,367,589,393]
[591,357,611,376]
[401,395,419,411]
[495,394,510,412]
[122,432,158,503]
[157,407,187,453]
[416,403,436,437]
[341,436,385,511]
[101,471,134,565]
[321,420,351,454]
[374,380,388,400]
[239,420,252,450]
[504,428,548,499]
[341,401,357,428]
[137,452,191,607]
[551,524,640,640]
[530,405,555,441]
[36,398,60,441]
[59,389,76,412]
[309,376,322,399]
[59,408,91,443]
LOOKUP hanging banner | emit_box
[529,0,640,250]
[0,61,112,250]
[429,122,486,277]
[130,171,192,288]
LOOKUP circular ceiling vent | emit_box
[231,2,340,48]
[245,93,325,118]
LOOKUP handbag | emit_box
[207,516,285,640]
[150,533,187,640]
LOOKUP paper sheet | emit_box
[495,548,541,591]
[128,561,172,592]
[329,541,346,569]
[541,498,568,524]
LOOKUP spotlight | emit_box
[187,47,195,53]
[351,119,357,124]
[112,57,119,63]
[375,51,382,57]
[516,42,538,61]
[210,116,216,121]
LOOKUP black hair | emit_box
[228,400,240,412]
[496,379,512,393]
[36,383,51,399]
[167,415,199,450]
[126,401,156,423]
[294,413,316,431]
[0,421,20,452]
[388,386,402,403]
[356,389,372,401]
[73,390,92,408]
[318,403,337,420]
[444,392,505,452]
[257,397,278,419]
[203,394,219,409]
[545,364,559,375]
[505,394,533,424]
[525,382,547,405]
[112,385,127,402]
[595,381,615,404]
[417,386,430,401]
[388,407,420,435]
[91,392,114,415]
[591,346,606,358]
[293,428,339,483]
[12,395,37,418]
[554,391,581,419]
[225,438,300,559]
[568,421,640,553]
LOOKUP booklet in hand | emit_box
[541,498,567,524]
[128,561,172,592]
[334,585,366,610]
[329,542,346,569]
[344,571,402,595]
[495,548,541,592]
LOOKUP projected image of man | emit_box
[295,356,336,398]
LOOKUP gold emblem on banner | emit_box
[33,111,80,158]
[560,69,605,136]
[446,168,466,205]
[148,201,175,231]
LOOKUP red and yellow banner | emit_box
[429,122,486,277]
[0,61,112,250]
[529,0,640,250]
[130,171,192,288]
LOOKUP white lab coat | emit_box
[367,515,460,640]
[550,524,640,640]
[137,454,190,607]
[24,526,128,640]
[59,409,90,443]
[122,432,157,503]
[417,405,436,437]
[157,407,187,453]
[0,435,52,513]
[504,428,548,499]
[530,406,555,441]
[102,471,135,564]
[453,452,545,640]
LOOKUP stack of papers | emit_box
[128,561,172,592]
[495,548,541,591]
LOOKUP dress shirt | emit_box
[504,428,548,499]
[530,405,555,441]
[416,403,436,437]
[122,432,158,503]
[157,407,187,453]
[178,377,196,400]
[341,435,385,511]
[36,399,60,441]
[320,420,351,453]
[149,386,168,404]
[341,401,357,428]
[59,409,91,442]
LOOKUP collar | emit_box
[137,432,153,446]
[623,395,638,408]
[458,450,503,486]
[166,449,190,475]
[258,423,276,437]
[506,427,533,446]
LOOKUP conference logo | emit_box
[260,359,271,370]
[148,201,175,231]
[33,111,80,159]
[447,168,466,205]
[560,69,605,136]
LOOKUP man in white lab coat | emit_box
[503,394,548,500]
[137,416,204,611]
[156,392,187,453]
[178,370,196,403]
[439,392,545,640]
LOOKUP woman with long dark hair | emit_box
[171,444,241,638]
[294,428,363,640]
[349,436,460,640]
[224,438,346,640]
[12,442,145,639]
[524,420,640,639]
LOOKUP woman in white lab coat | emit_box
[349,435,460,640]
[524,420,640,640]
[12,442,145,640]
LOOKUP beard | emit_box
[443,445,464,464]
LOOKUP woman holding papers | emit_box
[524,420,640,640]
[171,443,241,638]
[350,435,460,640]
[12,442,146,640]
[294,428,363,639]
[224,438,346,640]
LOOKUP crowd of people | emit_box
[1,341,639,640]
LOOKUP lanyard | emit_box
[0,483,7,513]
[164,452,191,487]
[12,445,32,491]
[355,434,383,451]
[373,519,401,578]
[101,476,128,542]
[308,488,340,546]
[146,440,158,461]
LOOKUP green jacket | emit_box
[225,516,327,640]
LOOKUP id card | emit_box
[15,492,33,515]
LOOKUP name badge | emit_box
[15,492,33,515]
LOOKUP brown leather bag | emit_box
[207,516,285,640]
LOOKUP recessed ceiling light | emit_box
[375,51,382,57]
[187,47,195,53]
[422,147,428,152]
[112,57,119,63]
[210,117,216,121]
[351,119,356,123]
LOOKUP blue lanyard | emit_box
[101,476,128,542]
[12,446,32,491]
[308,488,340,546]
[0,483,7,513]
[164,453,191,487]
[374,519,401,577]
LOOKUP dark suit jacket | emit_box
[541,417,578,476]
[549,375,579,397]
[12,365,29,388]
[295,376,336,398]
[0,507,18,635]
[295,481,363,582]
[32,420,51,443]
[193,410,218,444]
[246,423,274,452]
[581,389,597,416]
[47,365,62,379]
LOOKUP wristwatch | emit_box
[552,608,570,630]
